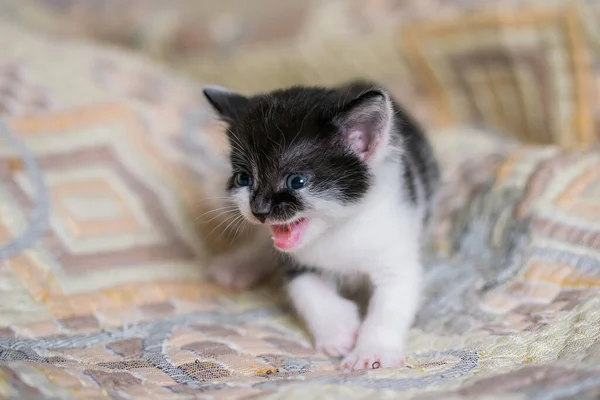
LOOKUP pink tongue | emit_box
[271,221,306,249]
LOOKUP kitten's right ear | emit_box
[202,85,249,122]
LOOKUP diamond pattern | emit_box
[402,5,595,146]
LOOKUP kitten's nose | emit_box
[252,212,269,223]
[250,194,273,223]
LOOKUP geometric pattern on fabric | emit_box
[1,107,228,324]
[475,149,600,327]
[473,150,600,331]
[402,4,597,147]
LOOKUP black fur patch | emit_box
[391,101,440,205]
[401,155,418,205]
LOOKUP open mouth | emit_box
[268,218,309,250]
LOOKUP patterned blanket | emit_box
[1,20,599,400]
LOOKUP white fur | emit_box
[288,274,360,357]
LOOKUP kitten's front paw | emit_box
[315,326,359,358]
[205,254,269,290]
[313,300,360,358]
[341,345,406,371]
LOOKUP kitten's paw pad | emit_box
[205,257,264,290]
[341,347,406,371]
[313,301,360,358]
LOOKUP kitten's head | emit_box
[203,82,394,252]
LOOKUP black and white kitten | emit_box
[203,81,439,371]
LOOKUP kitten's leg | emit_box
[205,231,277,290]
[288,272,360,358]
[341,249,422,371]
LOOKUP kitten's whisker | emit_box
[196,207,239,224]
[190,197,234,212]
[199,204,238,211]
[230,215,249,242]
[214,213,246,244]
[195,207,235,221]
[196,195,233,202]
[207,213,239,238]
[202,209,239,225]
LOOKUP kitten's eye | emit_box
[234,172,252,187]
[286,173,307,190]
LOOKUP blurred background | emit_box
[1,0,598,148]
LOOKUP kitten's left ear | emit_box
[333,89,393,163]
[203,85,249,123]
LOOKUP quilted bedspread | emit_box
[1,20,600,400]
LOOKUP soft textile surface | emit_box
[1,21,600,400]
[4,0,600,146]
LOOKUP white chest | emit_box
[293,195,420,274]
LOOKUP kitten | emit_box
[203,81,439,371]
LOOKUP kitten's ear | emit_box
[202,85,249,122]
[334,89,393,163]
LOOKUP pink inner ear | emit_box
[338,91,390,162]
[348,129,369,157]
[348,128,381,162]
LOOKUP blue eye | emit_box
[234,172,252,187]
[286,173,307,190]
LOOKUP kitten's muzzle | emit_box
[251,205,289,224]
[250,200,296,224]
